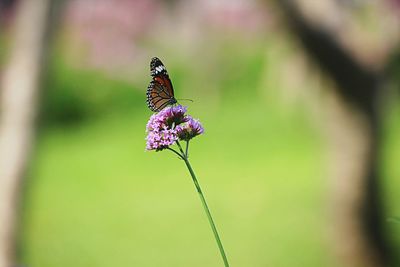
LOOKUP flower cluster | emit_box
[176,117,204,141]
[146,105,204,151]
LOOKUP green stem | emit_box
[176,140,185,156]
[182,156,230,267]
[167,147,184,160]
[185,140,190,158]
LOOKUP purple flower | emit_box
[146,105,188,132]
[160,105,188,127]
[145,105,204,151]
[176,117,204,141]
[146,127,178,151]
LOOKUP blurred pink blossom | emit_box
[202,0,268,33]
[65,0,159,71]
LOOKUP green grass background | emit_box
[18,43,400,267]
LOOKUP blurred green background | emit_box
[1,0,399,266]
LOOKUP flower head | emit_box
[160,105,188,127]
[146,105,188,132]
[176,117,204,141]
[145,105,203,151]
[146,127,178,151]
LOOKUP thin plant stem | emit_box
[182,156,230,267]
[176,140,185,155]
[167,147,184,160]
[185,140,190,158]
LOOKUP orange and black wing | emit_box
[146,57,177,112]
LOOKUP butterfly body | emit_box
[146,57,177,112]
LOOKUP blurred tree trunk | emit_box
[0,0,54,266]
[276,1,395,267]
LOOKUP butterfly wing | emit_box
[147,81,176,112]
[146,57,177,112]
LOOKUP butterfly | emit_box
[146,57,177,112]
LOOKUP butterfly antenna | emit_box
[176,98,194,103]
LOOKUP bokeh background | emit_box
[0,0,400,267]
